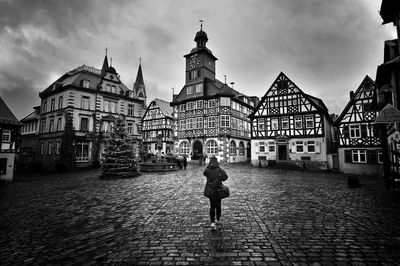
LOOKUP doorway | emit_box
[192,140,203,160]
[278,145,288,160]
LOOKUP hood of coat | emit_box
[206,161,219,169]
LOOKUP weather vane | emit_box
[199,19,204,30]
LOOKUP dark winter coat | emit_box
[203,161,228,198]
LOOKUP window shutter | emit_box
[343,126,349,138]
[344,150,352,163]
[255,143,259,153]
[361,125,368,138]
[315,142,321,154]
[367,150,377,164]
[291,142,296,153]
[372,124,380,137]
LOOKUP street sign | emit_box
[375,103,400,123]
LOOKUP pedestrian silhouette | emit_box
[183,154,187,170]
[203,156,228,231]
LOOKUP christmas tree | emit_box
[100,116,141,179]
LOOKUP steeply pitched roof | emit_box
[0,97,20,126]
[133,63,146,97]
[154,98,173,118]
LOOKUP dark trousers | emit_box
[209,196,222,223]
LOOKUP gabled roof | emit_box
[249,72,330,118]
[0,97,20,126]
[20,106,40,122]
[335,75,375,126]
[153,98,173,118]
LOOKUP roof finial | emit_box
[224,75,227,84]
[139,57,142,65]
[105,47,108,56]
[199,19,204,30]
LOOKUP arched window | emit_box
[179,141,190,155]
[206,140,218,155]
[230,140,237,155]
[239,141,245,155]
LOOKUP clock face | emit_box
[189,54,200,69]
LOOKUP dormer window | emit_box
[82,80,90,88]
[187,86,193,94]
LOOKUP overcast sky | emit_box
[0,0,396,119]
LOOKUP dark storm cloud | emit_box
[0,0,97,37]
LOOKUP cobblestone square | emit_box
[1,163,400,265]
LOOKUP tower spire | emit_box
[101,48,109,76]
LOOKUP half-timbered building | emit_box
[335,76,382,176]
[171,25,258,163]
[249,72,335,170]
[0,97,20,181]
[141,98,174,155]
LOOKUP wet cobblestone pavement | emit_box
[1,163,400,265]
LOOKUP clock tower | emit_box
[184,23,218,86]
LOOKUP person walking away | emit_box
[203,156,228,230]
[183,154,187,170]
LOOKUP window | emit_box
[187,86,193,94]
[378,151,383,164]
[57,117,62,131]
[282,117,289,130]
[296,141,304,152]
[106,84,111,92]
[56,141,60,155]
[127,123,134,135]
[269,142,275,152]
[221,115,230,127]
[196,117,203,129]
[81,96,90,110]
[295,117,302,129]
[220,97,231,106]
[49,119,54,132]
[82,80,90,88]
[207,140,218,155]
[179,142,190,155]
[2,130,11,142]
[48,142,52,155]
[186,102,194,110]
[208,99,216,108]
[186,118,195,130]
[352,150,367,163]
[208,116,216,128]
[306,116,314,128]
[306,141,315,152]
[76,141,90,162]
[195,83,203,93]
[230,140,237,155]
[50,98,55,111]
[41,121,46,133]
[42,101,47,113]
[180,120,185,130]
[239,141,245,155]
[349,125,361,138]
[40,142,44,155]
[271,119,279,130]
[128,104,134,116]
[258,119,265,131]
[196,100,203,109]
[80,117,89,131]
[259,142,265,152]
[58,96,63,109]
[180,105,185,112]
[110,101,116,113]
